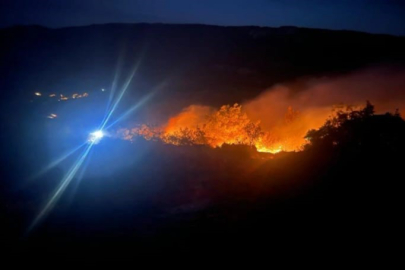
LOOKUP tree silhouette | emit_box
[305,101,405,153]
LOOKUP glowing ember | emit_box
[255,145,283,154]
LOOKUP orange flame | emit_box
[117,104,311,154]
[117,67,405,153]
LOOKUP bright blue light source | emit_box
[92,130,104,138]
[88,130,104,143]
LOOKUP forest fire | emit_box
[117,104,310,154]
[116,68,405,154]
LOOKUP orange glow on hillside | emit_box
[117,104,317,154]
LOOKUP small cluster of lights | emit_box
[56,93,89,101]
[35,92,90,101]
[47,113,57,119]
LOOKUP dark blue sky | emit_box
[1,0,404,35]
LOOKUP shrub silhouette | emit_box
[305,101,405,153]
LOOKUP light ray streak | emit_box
[104,80,166,129]
[66,149,93,205]
[28,142,95,232]
[104,51,124,120]
[104,92,155,130]
[29,143,86,181]
[99,57,143,132]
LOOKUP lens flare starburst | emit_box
[28,53,153,232]
[88,130,104,144]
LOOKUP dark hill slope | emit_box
[1,23,404,109]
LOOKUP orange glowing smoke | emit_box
[117,67,405,153]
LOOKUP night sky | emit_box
[0,0,404,35]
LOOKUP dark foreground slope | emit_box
[2,106,404,258]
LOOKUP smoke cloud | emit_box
[245,66,405,127]
[119,66,405,152]
[242,66,405,149]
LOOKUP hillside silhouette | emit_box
[2,101,404,257]
[1,23,405,112]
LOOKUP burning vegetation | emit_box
[115,67,405,154]
[117,103,308,154]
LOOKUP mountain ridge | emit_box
[2,23,404,38]
[1,23,404,120]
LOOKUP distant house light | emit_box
[47,113,57,119]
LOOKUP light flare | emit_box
[88,130,104,144]
[28,142,95,232]
[28,52,150,232]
